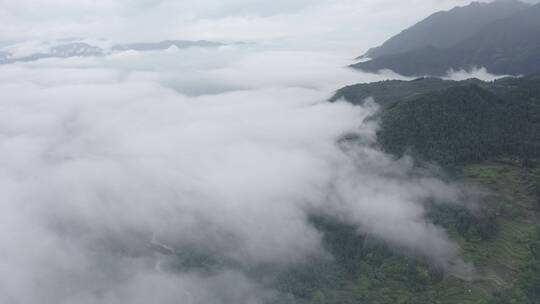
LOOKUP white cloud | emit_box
[0,1,497,302]
[0,45,474,303]
[444,67,512,81]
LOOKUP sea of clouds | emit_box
[0,41,497,303]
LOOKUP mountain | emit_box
[360,0,529,59]
[331,77,483,107]
[48,42,103,57]
[111,40,225,51]
[378,84,532,164]
[450,2,540,75]
[353,2,540,76]
[333,75,540,165]
[274,75,540,304]
[0,42,104,64]
[0,40,229,65]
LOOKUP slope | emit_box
[360,0,529,59]
[353,3,540,76]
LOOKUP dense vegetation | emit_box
[493,227,540,304]
[333,75,540,165]
[353,2,540,76]
[260,75,540,303]
[273,217,448,304]
[270,157,540,304]
[331,77,481,107]
[268,3,540,303]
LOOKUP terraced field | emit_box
[454,160,540,302]
[274,159,540,303]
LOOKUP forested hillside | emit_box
[270,75,540,304]
[271,162,540,303]
[334,75,540,165]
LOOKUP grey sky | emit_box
[0,0,496,55]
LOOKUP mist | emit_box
[0,1,507,303]
[0,42,482,303]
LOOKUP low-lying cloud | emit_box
[444,66,512,81]
[0,45,473,303]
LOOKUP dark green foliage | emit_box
[333,75,540,165]
[491,228,540,304]
[267,76,540,304]
[272,217,452,304]
[535,185,540,208]
[311,217,367,277]
[521,159,537,169]
[269,162,540,304]
[428,204,498,241]
[273,259,344,299]
[331,77,475,107]
[378,84,529,164]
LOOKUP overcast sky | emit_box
[0,0,497,56]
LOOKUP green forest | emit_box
[265,75,540,303]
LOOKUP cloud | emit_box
[0,44,476,303]
[444,66,512,81]
[0,0,479,56]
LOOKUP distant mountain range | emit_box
[0,40,228,64]
[353,0,540,76]
[111,40,225,52]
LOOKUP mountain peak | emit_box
[360,0,530,59]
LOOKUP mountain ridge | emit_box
[354,1,540,76]
[359,0,530,60]
[0,39,229,64]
